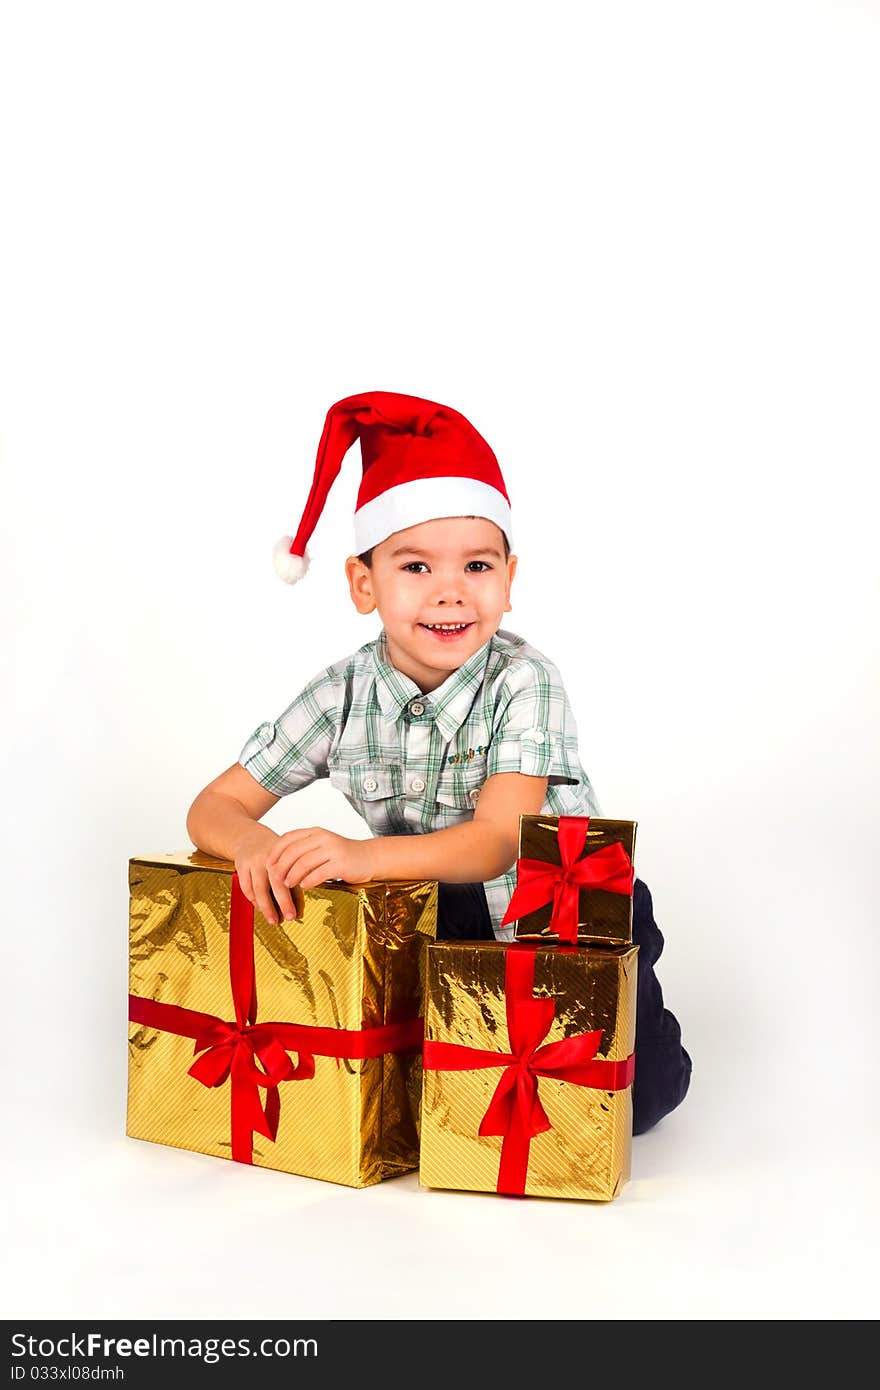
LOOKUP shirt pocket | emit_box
[434,763,487,815]
[328,762,401,803]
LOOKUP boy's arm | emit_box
[187,764,281,858]
[187,664,343,923]
[264,772,548,896]
[186,764,296,924]
[369,772,547,882]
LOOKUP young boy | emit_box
[186,390,691,1134]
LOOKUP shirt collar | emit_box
[373,634,423,719]
[373,632,494,742]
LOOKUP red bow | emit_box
[129,872,423,1164]
[500,816,633,943]
[187,1018,315,1156]
[423,947,634,1195]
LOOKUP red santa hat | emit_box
[273,390,512,583]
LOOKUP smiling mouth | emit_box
[419,622,474,638]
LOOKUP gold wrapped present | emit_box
[420,941,638,1200]
[127,852,436,1187]
[501,815,637,946]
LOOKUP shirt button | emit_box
[410,777,426,794]
[409,700,425,717]
[468,788,481,806]
[362,776,378,793]
[528,729,546,743]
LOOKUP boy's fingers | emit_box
[266,833,301,866]
[268,827,321,855]
[284,849,331,888]
[299,864,335,889]
[270,837,328,883]
[251,870,282,925]
[266,863,299,921]
[266,832,320,871]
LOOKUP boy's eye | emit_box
[401,560,492,574]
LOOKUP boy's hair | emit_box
[357,518,511,568]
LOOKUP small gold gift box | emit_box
[504,815,637,946]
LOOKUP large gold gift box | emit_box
[420,941,638,1201]
[127,852,437,1187]
[508,815,637,946]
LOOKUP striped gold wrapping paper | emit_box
[127,851,437,1187]
[419,941,638,1200]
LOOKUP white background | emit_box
[2,0,878,1321]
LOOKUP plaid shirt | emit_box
[238,627,601,939]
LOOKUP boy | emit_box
[186,390,691,1134]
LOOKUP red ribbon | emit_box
[129,873,423,1164]
[499,815,634,944]
[423,946,635,1195]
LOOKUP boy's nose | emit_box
[434,588,465,605]
[430,572,466,604]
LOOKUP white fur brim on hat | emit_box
[273,537,311,584]
[353,476,513,554]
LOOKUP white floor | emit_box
[5,1059,877,1320]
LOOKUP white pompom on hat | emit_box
[272,537,310,584]
[273,390,512,584]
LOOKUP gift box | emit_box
[420,940,638,1200]
[127,851,437,1187]
[502,815,637,946]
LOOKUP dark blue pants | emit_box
[436,877,691,1135]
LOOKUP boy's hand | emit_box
[229,821,296,926]
[264,829,376,914]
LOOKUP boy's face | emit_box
[345,516,517,693]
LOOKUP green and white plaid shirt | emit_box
[238,627,601,939]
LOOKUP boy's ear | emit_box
[503,554,518,613]
[345,555,377,614]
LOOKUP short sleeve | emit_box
[238,667,341,796]
[486,658,581,784]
